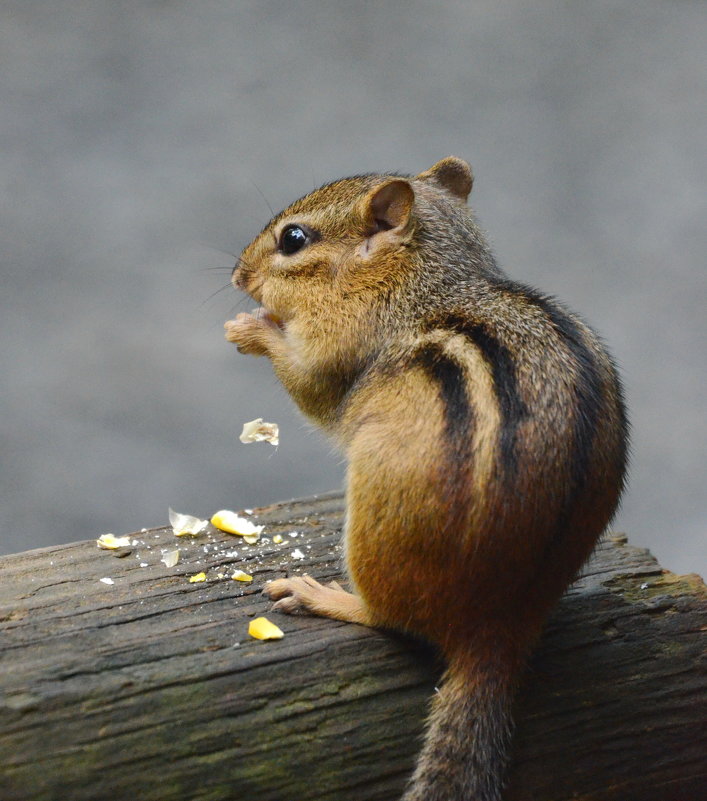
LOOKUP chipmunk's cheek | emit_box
[243,279,263,304]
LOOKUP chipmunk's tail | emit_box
[401,645,522,801]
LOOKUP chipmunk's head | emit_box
[232,157,474,333]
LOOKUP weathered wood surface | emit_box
[0,490,705,801]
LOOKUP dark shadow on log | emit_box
[0,491,705,800]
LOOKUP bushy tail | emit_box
[401,650,519,801]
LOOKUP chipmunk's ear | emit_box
[358,179,415,259]
[417,156,473,203]
[363,179,415,236]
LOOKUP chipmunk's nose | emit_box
[232,259,246,289]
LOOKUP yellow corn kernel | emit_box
[248,617,284,640]
[210,509,264,539]
[96,534,131,549]
[189,572,206,583]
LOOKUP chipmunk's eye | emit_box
[278,224,309,255]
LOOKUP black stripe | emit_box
[412,343,473,453]
[411,342,473,537]
[423,315,527,481]
[516,287,603,504]
[491,280,610,540]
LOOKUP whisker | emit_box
[331,246,352,276]
[249,179,275,218]
[194,242,241,260]
[200,282,236,307]
[226,294,250,318]
[236,255,255,270]
[194,243,256,271]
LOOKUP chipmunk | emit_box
[224,157,628,801]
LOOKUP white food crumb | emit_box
[168,507,208,537]
[161,550,180,568]
[239,418,279,446]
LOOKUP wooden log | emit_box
[0,490,704,801]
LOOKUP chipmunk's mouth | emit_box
[233,268,286,332]
[254,307,285,332]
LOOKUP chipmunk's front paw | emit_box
[224,311,279,356]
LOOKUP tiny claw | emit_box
[272,596,305,615]
[263,577,295,601]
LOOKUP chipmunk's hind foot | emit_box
[264,575,373,625]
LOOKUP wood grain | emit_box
[0,491,704,800]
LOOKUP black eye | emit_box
[279,224,309,255]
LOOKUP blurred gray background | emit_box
[1,0,705,577]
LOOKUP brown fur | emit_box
[225,157,628,800]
